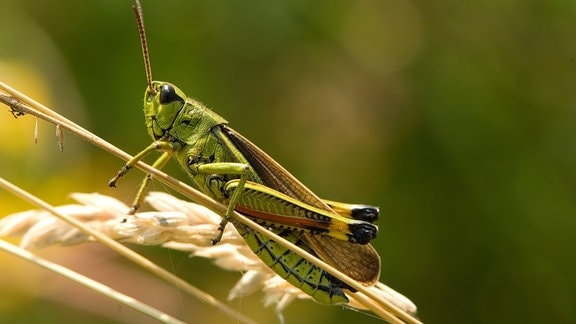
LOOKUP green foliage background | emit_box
[1,0,576,323]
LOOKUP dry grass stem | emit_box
[0,239,184,323]
[1,82,419,323]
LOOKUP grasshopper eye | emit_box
[159,84,180,104]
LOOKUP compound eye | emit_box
[159,84,179,104]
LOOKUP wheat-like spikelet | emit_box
[0,191,417,316]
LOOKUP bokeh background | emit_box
[1,0,576,323]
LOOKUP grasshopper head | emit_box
[144,81,186,140]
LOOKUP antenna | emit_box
[133,0,155,95]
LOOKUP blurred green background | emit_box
[1,0,576,323]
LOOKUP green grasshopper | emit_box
[110,0,381,304]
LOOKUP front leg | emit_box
[128,150,172,214]
[109,139,178,214]
[109,140,176,187]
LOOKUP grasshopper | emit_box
[110,0,381,304]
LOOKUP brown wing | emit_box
[222,125,380,285]
[304,234,380,284]
[221,125,327,209]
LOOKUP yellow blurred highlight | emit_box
[0,60,54,155]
